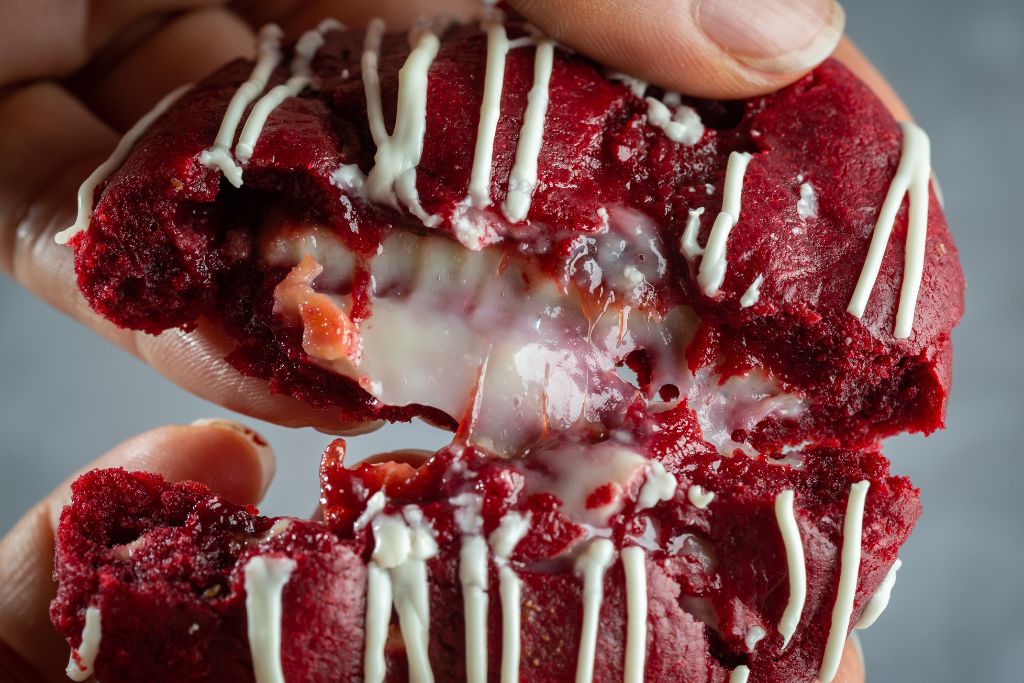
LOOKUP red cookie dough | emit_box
[53,420,918,682]
[65,18,963,454]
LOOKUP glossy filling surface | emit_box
[263,211,805,455]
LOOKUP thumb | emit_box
[508,0,845,98]
[0,420,275,682]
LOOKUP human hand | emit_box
[0,419,276,682]
[0,0,908,436]
[0,427,864,682]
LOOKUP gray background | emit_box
[1,0,1021,681]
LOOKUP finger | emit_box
[815,637,866,683]
[361,449,433,467]
[0,83,374,434]
[832,36,911,120]
[231,0,477,36]
[0,420,275,682]
[83,7,256,129]
[0,0,228,84]
[132,321,382,434]
[508,0,844,99]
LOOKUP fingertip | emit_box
[188,418,277,489]
[510,0,844,98]
[816,636,866,683]
[832,37,912,120]
[127,420,276,506]
[45,421,276,530]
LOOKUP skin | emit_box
[0,0,914,679]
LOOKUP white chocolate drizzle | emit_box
[797,181,818,220]
[235,20,343,164]
[697,151,753,296]
[56,84,191,245]
[729,665,751,683]
[847,122,931,338]
[621,546,648,683]
[502,40,555,223]
[687,484,715,509]
[365,508,440,683]
[855,558,902,630]
[489,512,531,683]
[467,20,511,208]
[635,460,677,511]
[574,538,615,683]
[353,489,387,532]
[818,481,870,683]
[243,555,297,683]
[362,19,442,228]
[66,606,102,681]
[644,96,704,146]
[452,493,488,683]
[739,274,764,308]
[680,207,705,260]
[745,625,767,651]
[200,24,284,187]
[608,72,648,98]
[774,489,806,648]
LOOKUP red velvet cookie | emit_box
[50,10,962,683]
[61,16,962,455]
[53,418,917,683]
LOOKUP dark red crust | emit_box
[52,419,919,683]
[69,21,963,448]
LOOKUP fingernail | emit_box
[190,418,275,480]
[697,0,845,74]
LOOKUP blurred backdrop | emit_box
[1,0,1021,680]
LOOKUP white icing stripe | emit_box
[200,24,284,187]
[745,626,767,651]
[774,489,806,648]
[574,538,615,683]
[460,535,490,683]
[354,490,387,532]
[468,21,510,208]
[621,546,648,683]
[363,563,392,683]
[362,19,388,144]
[846,122,931,338]
[797,181,818,220]
[391,559,434,683]
[365,510,439,683]
[66,606,102,681]
[489,512,530,683]
[363,19,442,228]
[644,97,704,146]
[502,40,555,223]
[818,481,870,683]
[680,207,705,260]
[687,484,715,509]
[739,274,764,308]
[498,566,522,683]
[235,20,342,164]
[244,555,297,683]
[729,665,751,683]
[608,72,648,98]
[454,493,488,683]
[635,461,677,511]
[56,84,191,245]
[855,558,902,630]
[697,151,753,296]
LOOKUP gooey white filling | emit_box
[263,206,805,455]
